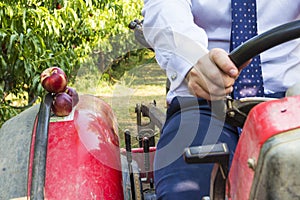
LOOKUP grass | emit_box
[72,61,167,147]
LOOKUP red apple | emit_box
[56,3,62,9]
[65,86,79,106]
[40,67,68,93]
[52,92,73,117]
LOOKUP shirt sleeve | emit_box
[142,0,209,91]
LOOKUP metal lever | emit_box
[124,130,136,200]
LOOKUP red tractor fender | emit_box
[228,95,300,200]
[27,94,124,200]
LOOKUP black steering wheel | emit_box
[229,20,300,67]
[217,20,300,127]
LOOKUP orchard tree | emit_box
[0,0,144,127]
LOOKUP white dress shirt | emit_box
[142,0,300,103]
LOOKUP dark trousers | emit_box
[154,97,239,199]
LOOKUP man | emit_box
[142,0,300,199]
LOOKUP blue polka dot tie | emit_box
[230,0,264,99]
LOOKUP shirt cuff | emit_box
[166,40,209,91]
[166,56,193,91]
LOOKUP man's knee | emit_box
[156,182,207,200]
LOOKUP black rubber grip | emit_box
[30,93,53,200]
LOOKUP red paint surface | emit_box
[28,95,124,200]
[228,95,300,200]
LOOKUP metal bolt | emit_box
[228,111,236,118]
[247,158,256,171]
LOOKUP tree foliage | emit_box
[0,0,144,127]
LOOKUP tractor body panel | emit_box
[0,105,39,200]
[228,95,300,200]
[27,95,124,200]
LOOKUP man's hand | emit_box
[186,48,249,100]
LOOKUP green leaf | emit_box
[24,61,32,78]
[8,33,19,53]
[6,5,14,19]
[22,9,27,32]
[32,74,40,88]
[19,33,24,45]
[0,56,7,68]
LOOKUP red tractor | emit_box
[1,20,300,200]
